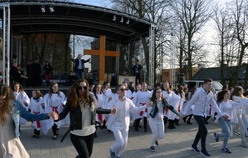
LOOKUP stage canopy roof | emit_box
[0,0,152,43]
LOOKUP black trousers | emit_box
[193,115,208,151]
[135,74,141,84]
[70,133,95,158]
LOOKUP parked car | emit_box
[183,80,223,92]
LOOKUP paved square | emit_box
[21,118,248,158]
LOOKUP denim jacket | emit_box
[11,100,48,138]
[149,100,180,118]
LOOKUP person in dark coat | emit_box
[31,60,42,87]
[71,54,90,80]
[10,63,27,86]
[43,61,53,86]
[132,59,142,85]
[26,60,33,87]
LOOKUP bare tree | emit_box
[212,3,236,85]
[109,0,173,84]
[228,0,248,88]
[170,0,213,79]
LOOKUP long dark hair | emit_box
[48,82,62,98]
[177,84,184,98]
[93,83,103,100]
[230,86,243,100]
[217,89,228,103]
[33,89,43,99]
[11,82,24,92]
[150,87,166,104]
[67,79,93,109]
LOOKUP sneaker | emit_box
[222,148,231,154]
[155,140,159,146]
[191,145,200,153]
[183,117,186,123]
[52,135,57,140]
[214,133,219,142]
[150,146,155,152]
[200,150,211,157]
[240,142,248,148]
[110,149,116,158]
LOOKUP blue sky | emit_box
[73,0,104,6]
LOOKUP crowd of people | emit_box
[10,60,53,87]
[2,78,248,158]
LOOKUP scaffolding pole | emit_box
[1,3,10,85]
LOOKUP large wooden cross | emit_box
[84,36,120,84]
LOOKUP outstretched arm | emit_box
[164,101,180,116]
[85,58,91,63]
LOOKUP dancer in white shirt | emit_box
[108,84,151,158]
[92,83,105,136]
[28,89,46,138]
[93,84,105,124]
[214,89,248,153]
[131,84,141,125]
[180,78,229,157]
[182,86,198,124]
[132,82,150,132]
[44,82,66,139]
[162,82,180,129]
[131,84,141,102]
[11,82,30,126]
[102,81,113,129]
[231,86,248,147]
[175,84,185,126]
[122,82,133,99]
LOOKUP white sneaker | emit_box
[240,142,248,148]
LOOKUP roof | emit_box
[0,0,152,43]
[192,65,247,81]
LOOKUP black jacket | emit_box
[72,58,90,71]
[149,100,180,118]
[57,96,111,130]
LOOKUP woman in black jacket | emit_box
[52,79,115,158]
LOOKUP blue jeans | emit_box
[217,118,232,148]
[193,115,208,151]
